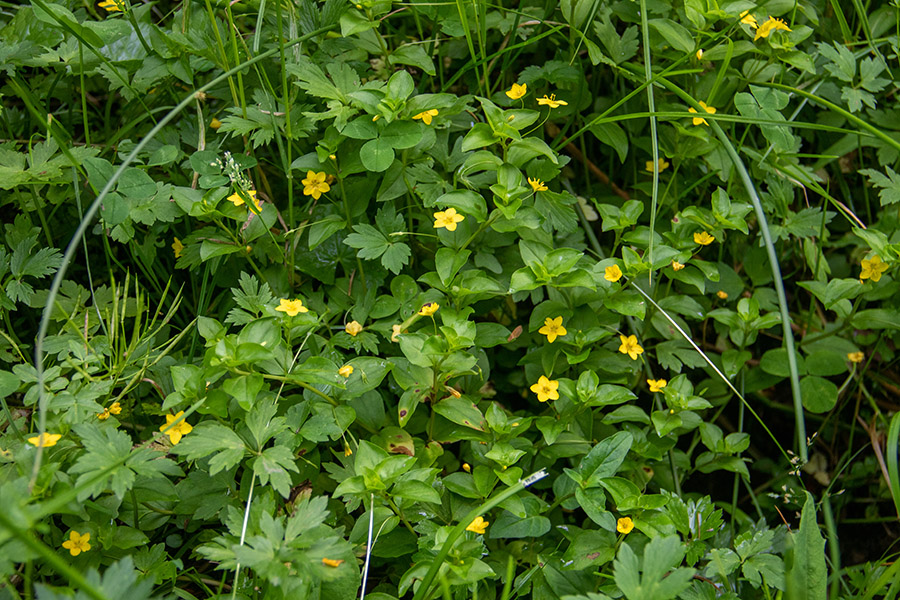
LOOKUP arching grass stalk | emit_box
[627,282,792,465]
[637,0,661,284]
[411,469,549,600]
[29,25,338,492]
[644,74,808,463]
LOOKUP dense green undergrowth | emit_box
[2,0,900,598]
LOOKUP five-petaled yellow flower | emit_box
[530,375,560,403]
[302,171,331,200]
[62,531,91,556]
[672,261,686,271]
[98,0,122,11]
[227,189,261,211]
[339,365,354,377]
[645,158,670,173]
[109,401,122,415]
[466,516,489,534]
[605,265,623,282]
[647,378,667,393]
[210,118,222,129]
[419,302,440,316]
[717,290,729,299]
[755,17,792,40]
[616,517,634,534]
[619,335,644,361]
[433,207,465,232]
[345,321,363,337]
[276,298,309,316]
[860,255,889,282]
[322,558,344,567]
[740,11,758,28]
[160,411,193,445]
[413,109,439,125]
[97,408,110,421]
[172,237,184,258]
[688,101,716,126]
[27,433,62,448]
[538,316,567,343]
[528,178,548,192]
[694,231,715,245]
[537,94,568,109]
[506,83,527,100]
[847,352,864,364]
[344,446,353,456]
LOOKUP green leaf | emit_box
[785,492,826,600]
[578,431,633,487]
[489,511,551,538]
[172,423,247,475]
[360,139,395,172]
[390,44,436,76]
[117,168,157,199]
[433,396,486,430]
[649,19,695,53]
[252,445,300,498]
[392,480,440,504]
[800,376,838,413]
[614,536,695,600]
[859,166,900,205]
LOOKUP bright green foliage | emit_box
[1,0,899,598]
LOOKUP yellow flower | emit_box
[339,365,354,377]
[537,94,568,109]
[616,517,634,534]
[302,171,331,200]
[345,321,363,337]
[344,446,353,456]
[506,83,527,100]
[645,158,670,173]
[528,177,548,192]
[391,324,403,342]
[538,316,567,343]
[755,17,792,40]
[62,531,91,556]
[27,433,62,448]
[740,10,758,28]
[688,101,716,126]
[696,49,704,60]
[419,303,439,317]
[210,118,222,129]
[647,378,667,393]
[466,516,489,534]
[605,265,623,282]
[618,335,644,361]
[276,298,309,316]
[159,411,192,445]
[860,255,889,282]
[462,463,471,472]
[672,261,686,271]
[530,375,560,402]
[98,0,122,11]
[694,231,715,245]
[172,237,184,258]
[433,207,465,232]
[717,290,728,300]
[413,109,439,125]
[322,558,345,568]
[97,408,111,421]
[847,352,864,364]
[227,189,261,210]
[109,401,122,415]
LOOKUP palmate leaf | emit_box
[860,166,900,205]
[171,422,247,475]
